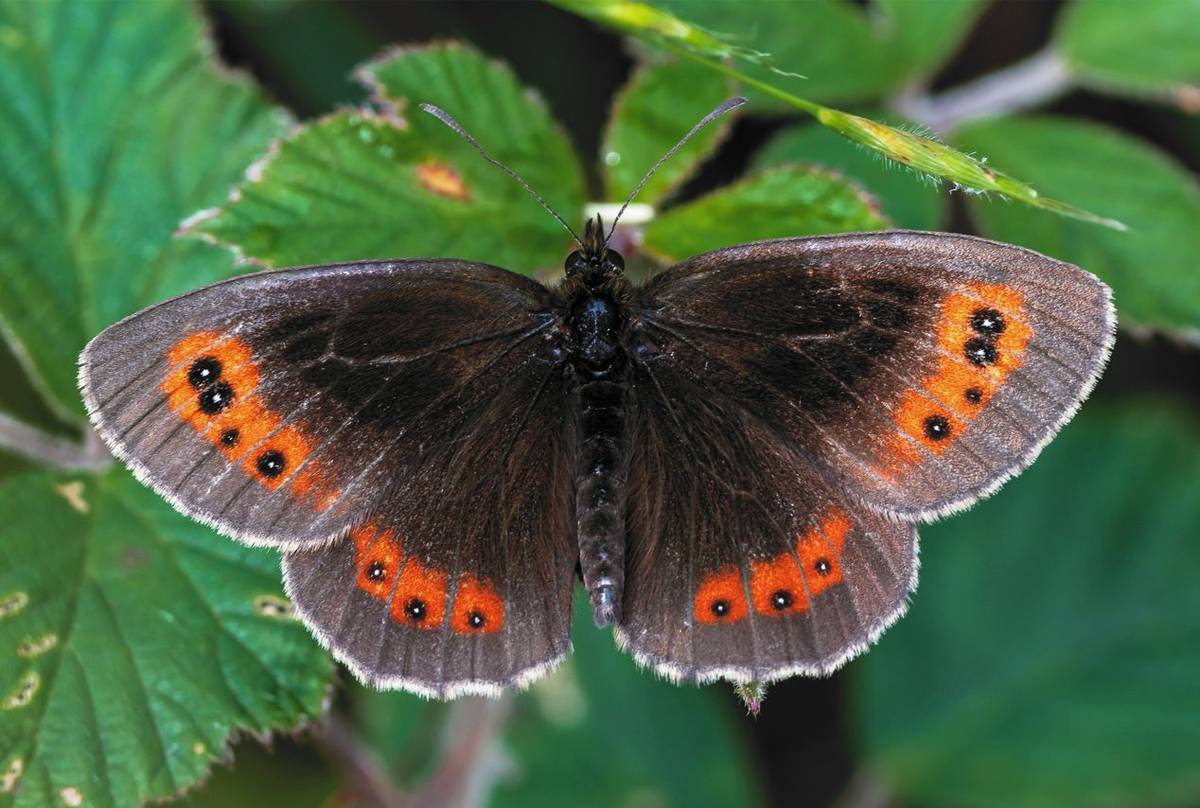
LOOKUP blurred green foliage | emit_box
[0,0,1197,806]
[859,404,1200,805]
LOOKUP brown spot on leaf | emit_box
[1,758,22,794]
[121,547,150,571]
[0,592,28,619]
[3,671,39,710]
[54,481,89,514]
[254,595,294,619]
[17,633,58,658]
[416,161,471,201]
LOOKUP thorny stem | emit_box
[0,414,111,472]
[891,47,1074,135]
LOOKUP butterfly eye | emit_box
[564,250,588,276]
[603,251,625,274]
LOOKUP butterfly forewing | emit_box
[81,260,554,546]
[633,232,1115,520]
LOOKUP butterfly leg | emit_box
[574,376,629,626]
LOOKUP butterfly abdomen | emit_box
[568,289,630,627]
[574,377,628,627]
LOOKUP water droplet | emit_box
[604,151,621,167]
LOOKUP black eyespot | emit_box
[197,382,234,414]
[815,558,833,576]
[923,414,952,441]
[405,598,427,621]
[771,590,793,611]
[964,387,983,405]
[468,611,486,629]
[220,428,240,446]
[256,450,285,478]
[366,561,386,581]
[188,357,221,389]
[970,308,1006,336]
[965,336,998,366]
[710,599,731,618]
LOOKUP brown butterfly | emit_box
[78,99,1114,698]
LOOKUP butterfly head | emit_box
[565,215,625,288]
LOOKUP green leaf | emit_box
[956,116,1200,336]
[643,165,890,263]
[554,0,1124,231]
[649,0,987,104]
[601,58,735,205]
[1057,0,1200,104]
[0,0,288,422]
[495,589,760,806]
[192,42,587,275]
[179,737,338,808]
[755,119,945,230]
[0,470,332,807]
[856,403,1200,805]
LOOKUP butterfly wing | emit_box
[281,329,575,696]
[617,231,1111,680]
[82,259,577,694]
[619,373,916,681]
[631,231,1114,519]
[80,259,560,548]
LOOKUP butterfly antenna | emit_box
[419,103,585,250]
[605,96,747,243]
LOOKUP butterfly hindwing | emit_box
[281,336,576,695]
[632,231,1114,520]
[618,362,917,681]
[80,259,563,548]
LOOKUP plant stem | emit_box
[412,697,511,808]
[892,48,1074,134]
[0,414,111,472]
[318,712,409,808]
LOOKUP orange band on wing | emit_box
[161,331,339,510]
[879,283,1033,474]
[696,508,852,624]
[451,575,505,635]
[350,523,505,635]
[694,567,749,625]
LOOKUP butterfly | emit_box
[78,98,1114,699]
